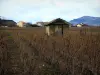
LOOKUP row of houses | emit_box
[17,20,89,28]
[17,21,47,27]
[0,18,89,36]
[16,18,89,36]
[17,18,71,36]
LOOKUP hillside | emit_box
[70,16,100,26]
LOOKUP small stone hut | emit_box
[45,18,71,36]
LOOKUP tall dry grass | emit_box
[0,27,100,75]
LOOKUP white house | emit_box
[76,24,82,27]
[36,22,48,26]
[76,23,89,27]
[17,21,26,27]
[36,22,44,26]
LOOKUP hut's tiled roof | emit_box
[45,18,71,26]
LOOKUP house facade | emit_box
[76,24,82,27]
[0,19,16,27]
[36,22,44,26]
[17,21,26,27]
[36,22,49,26]
[76,23,88,27]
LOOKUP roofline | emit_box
[44,18,71,26]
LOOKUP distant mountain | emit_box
[70,16,100,26]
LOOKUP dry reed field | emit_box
[0,27,100,75]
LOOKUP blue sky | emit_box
[0,0,100,23]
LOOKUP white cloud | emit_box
[0,0,100,23]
